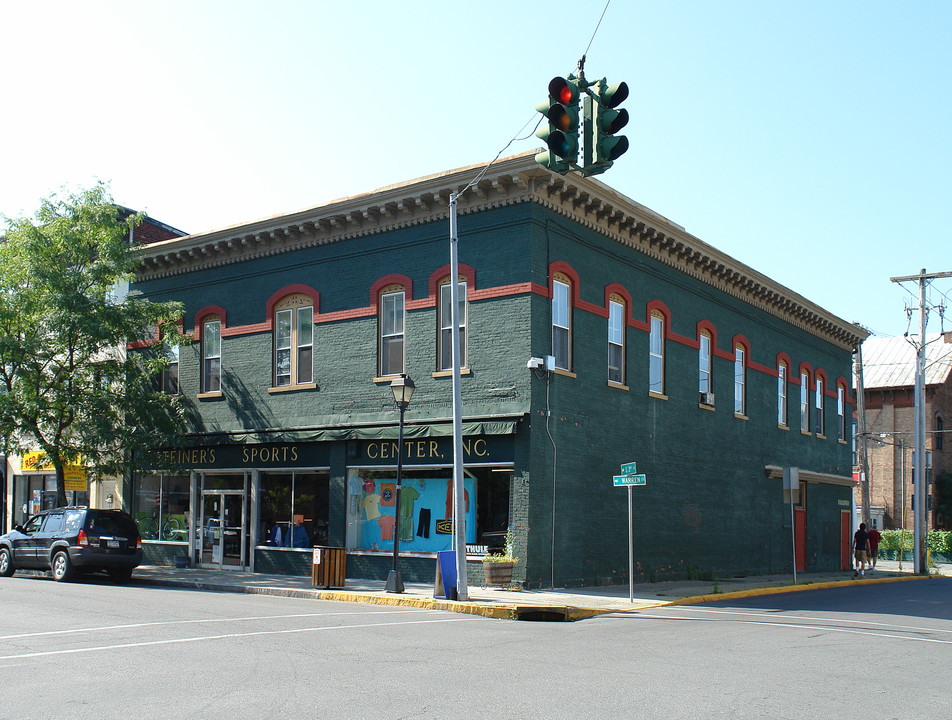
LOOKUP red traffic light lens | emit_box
[547,77,578,106]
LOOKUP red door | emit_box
[794,508,807,571]
[840,510,851,570]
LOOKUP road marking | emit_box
[0,609,426,642]
[622,610,952,645]
[0,617,472,662]
[677,606,952,636]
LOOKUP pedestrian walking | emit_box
[867,525,882,570]
[853,522,871,575]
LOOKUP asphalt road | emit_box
[0,574,948,720]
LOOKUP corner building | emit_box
[130,152,865,588]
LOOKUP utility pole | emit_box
[890,268,952,574]
[854,341,872,526]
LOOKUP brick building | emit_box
[126,152,866,588]
[855,333,952,530]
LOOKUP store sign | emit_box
[356,435,513,466]
[20,451,87,490]
[150,442,331,470]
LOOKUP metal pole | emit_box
[385,402,406,593]
[628,485,634,604]
[449,193,468,601]
[790,487,797,584]
[914,272,926,574]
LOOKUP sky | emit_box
[1,0,950,339]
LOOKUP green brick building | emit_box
[130,151,866,588]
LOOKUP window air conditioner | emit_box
[699,392,715,405]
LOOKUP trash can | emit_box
[312,546,346,588]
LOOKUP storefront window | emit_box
[345,467,508,553]
[258,471,329,549]
[12,473,88,524]
[134,473,189,542]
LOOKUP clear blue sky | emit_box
[2,1,949,338]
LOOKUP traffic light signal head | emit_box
[535,76,580,174]
[583,79,630,176]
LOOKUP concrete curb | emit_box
[134,570,938,622]
[663,572,930,607]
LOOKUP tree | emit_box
[0,184,189,506]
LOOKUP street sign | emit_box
[620,462,637,475]
[613,474,646,487]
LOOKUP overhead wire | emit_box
[458,0,613,200]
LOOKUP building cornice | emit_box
[136,151,867,351]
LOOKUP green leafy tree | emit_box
[0,184,189,506]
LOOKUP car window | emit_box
[87,513,137,537]
[42,513,65,533]
[23,515,45,533]
[64,510,84,533]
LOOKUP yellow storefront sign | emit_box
[20,451,88,490]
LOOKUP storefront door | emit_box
[200,491,245,569]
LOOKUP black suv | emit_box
[0,507,143,583]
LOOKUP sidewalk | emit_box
[133,558,948,622]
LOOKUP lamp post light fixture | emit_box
[385,373,415,593]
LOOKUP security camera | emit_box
[527,357,544,370]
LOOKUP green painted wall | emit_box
[134,200,855,587]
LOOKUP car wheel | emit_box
[108,567,133,584]
[51,551,74,582]
[0,547,14,577]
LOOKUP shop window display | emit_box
[258,471,329,549]
[346,468,496,552]
[134,474,189,541]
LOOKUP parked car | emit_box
[0,507,143,583]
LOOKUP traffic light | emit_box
[535,76,580,174]
[584,78,629,176]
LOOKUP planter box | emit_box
[483,561,515,586]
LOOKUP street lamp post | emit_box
[385,373,415,594]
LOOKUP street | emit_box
[0,575,948,719]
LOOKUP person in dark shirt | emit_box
[853,522,871,576]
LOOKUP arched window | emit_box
[649,310,665,395]
[837,383,847,442]
[937,416,945,451]
[552,273,572,371]
[274,294,313,388]
[734,343,746,416]
[815,373,826,436]
[379,284,405,377]
[800,369,811,433]
[438,276,467,371]
[608,294,626,385]
[698,330,712,403]
[201,315,221,394]
[777,360,789,427]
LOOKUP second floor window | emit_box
[800,371,810,433]
[439,280,467,371]
[734,345,746,415]
[274,298,313,387]
[777,362,788,427]
[698,331,712,400]
[202,318,221,393]
[379,289,405,377]
[552,277,571,371]
[163,344,179,395]
[837,384,846,441]
[608,298,624,384]
[649,311,665,395]
[815,376,825,436]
